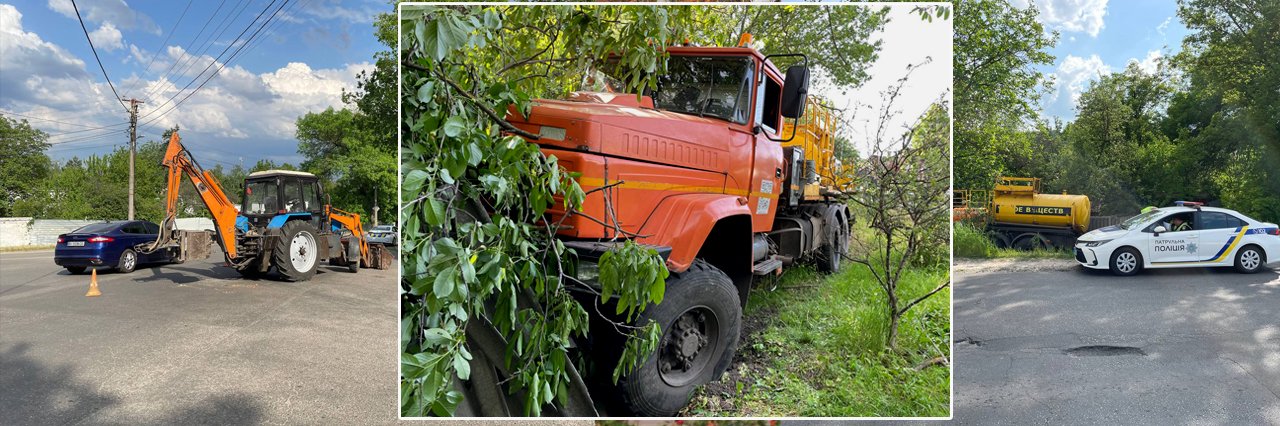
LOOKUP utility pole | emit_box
[371,186,380,226]
[125,98,143,220]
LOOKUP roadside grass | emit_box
[683,262,950,417]
[954,222,1071,260]
[0,244,55,253]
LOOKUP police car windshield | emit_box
[1119,209,1163,230]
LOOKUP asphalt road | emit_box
[955,263,1280,425]
[0,249,399,424]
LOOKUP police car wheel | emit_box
[1234,245,1265,274]
[1109,247,1142,276]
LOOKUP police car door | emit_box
[1147,214,1199,264]
[1195,211,1247,265]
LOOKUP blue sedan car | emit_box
[54,220,173,274]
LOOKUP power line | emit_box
[0,110,128,129]
[44,123,131,137]
[139,0,291,129]
[141,0,248,102]
[139,0,284,123]
[71,0,129,113]
[123,0,195,96]
[47,129,128,146]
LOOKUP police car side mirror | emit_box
[1153,225,1167,236]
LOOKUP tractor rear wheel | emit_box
[616,259,741,416]
[273,221,320,282]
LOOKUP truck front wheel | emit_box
[273,221,320,281]
[617,260,741,416]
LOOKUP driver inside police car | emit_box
[1170,216,1192,232]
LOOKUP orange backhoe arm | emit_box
[156,132,242,261]
[327,206,369,265]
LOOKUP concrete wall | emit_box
[0,217,219,248]
[0,217,33,248]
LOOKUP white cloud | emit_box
[9,3,371,165]
[1054,54,1111,104]
[47,0,159,34]
[1157,16,1172,36]
[1131,50,1161,74]
[1015,0,1109,37]
[0,4,91,107]
[89,22,123,51]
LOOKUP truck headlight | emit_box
[1083,239,1113,247]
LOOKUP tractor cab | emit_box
[241,170,327,231]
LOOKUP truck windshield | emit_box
[601,55,754,124]
[243,181,278,215]
[653,56,753,124]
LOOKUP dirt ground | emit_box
[952,257,1079,274]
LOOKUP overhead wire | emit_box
[140,0,252,103]
[122,0,195,97]
[139,0,292,131]
[71,0,130,113]
[0,110,127,129]
[139,0,285,123]
[137,0,233,101]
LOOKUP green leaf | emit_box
[403,169,428,195]
[424,198,446,226]
[452,351,471,380]
[443,116,466,137]
[422,328,450,346]
[433,270,454,298]
[417,81,435,104]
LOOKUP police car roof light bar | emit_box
[1174,201,1204,209]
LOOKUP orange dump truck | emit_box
[505,45,852,415]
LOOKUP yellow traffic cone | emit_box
[86,269,101,297]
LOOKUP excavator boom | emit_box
[152,132,242,263]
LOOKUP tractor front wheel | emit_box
[273,221,320,282]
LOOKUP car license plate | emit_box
[68,241,85,247]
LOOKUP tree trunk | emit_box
[886,295,899,350]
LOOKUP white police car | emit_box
[1075,202,1280,276]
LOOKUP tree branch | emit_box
[402,60,541,140]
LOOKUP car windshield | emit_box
[605,55,754,124]
[372,225,394,232]
[1118,209,1164,230]
[71,223,119,234]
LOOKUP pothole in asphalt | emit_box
[957,337,983,346]
[1063,345,1145,357]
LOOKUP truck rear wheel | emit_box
[273,221,320,281]
[817,205,850,274]
[617,259,741,416]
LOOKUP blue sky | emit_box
[1016,0,1190,121]
[0,0,389,168]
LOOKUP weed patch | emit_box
[683,264,950,417]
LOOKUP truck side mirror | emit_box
[781,65,810,119]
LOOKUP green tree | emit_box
[953,0,1057,190]
[0,116,52,216]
